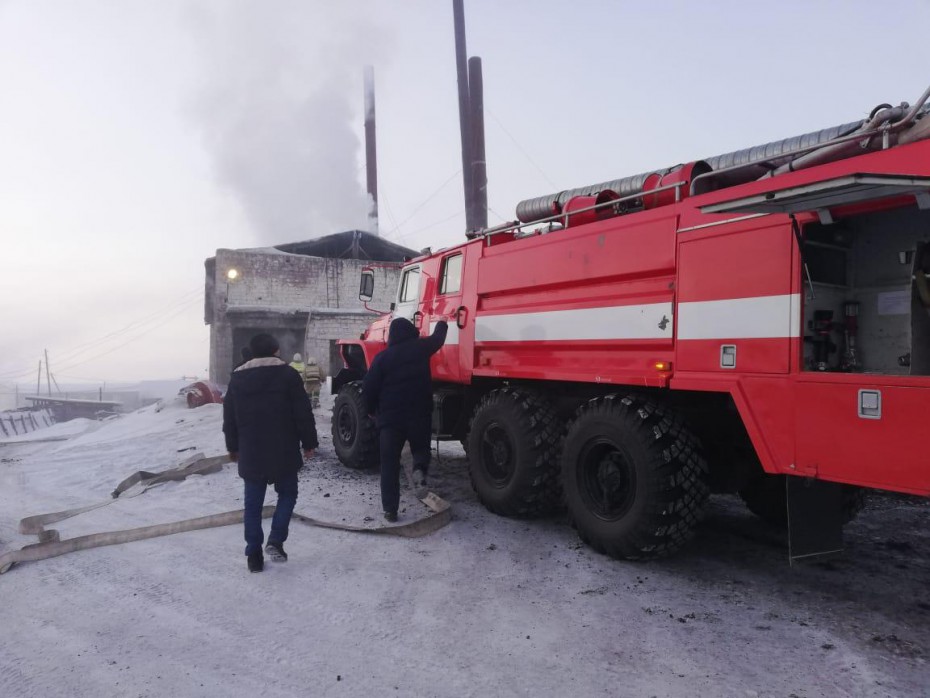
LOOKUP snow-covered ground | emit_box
[0,393,928,697]
[0,416,98,445]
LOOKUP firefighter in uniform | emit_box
[303,356,325,408]
[289,353,324,408]
[289,353,305,374]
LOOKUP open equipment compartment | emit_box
[801,204,930,375]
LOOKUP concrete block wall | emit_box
[214,248,397,312]
[208,247,402,382]
[305,310,380,379]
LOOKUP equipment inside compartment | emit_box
[801,206,930,375]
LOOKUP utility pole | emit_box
[36,360,41,396]
[44,349,51,396]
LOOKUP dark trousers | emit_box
[379,423,431,514]
[243,473,298,556]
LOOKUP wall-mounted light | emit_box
[224,268,240,304]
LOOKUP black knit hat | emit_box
[249,333,279,358]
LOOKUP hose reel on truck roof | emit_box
[508,82,930,231]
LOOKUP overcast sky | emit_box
[1,0,928,386]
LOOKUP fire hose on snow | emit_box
[0,453,451,575]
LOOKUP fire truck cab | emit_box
[332,84,930,561]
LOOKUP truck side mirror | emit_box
[359,269,375,302]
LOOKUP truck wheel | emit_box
[739,475,867,526]
[561,394,709,560]
[331,381,378,470]
[466,388,562,517]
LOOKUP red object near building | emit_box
[332,83,930,561]
[181,381,224,408]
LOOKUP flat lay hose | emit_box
[0,454,451,574]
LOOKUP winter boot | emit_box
[384,511,398,523]
[247,552,264,573]
[412,469,428,498]
[265,541,288,562]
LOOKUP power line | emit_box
[384,169,462,238]
[487,205,509,223]
[53,297,201,374]
[391,208,466,243]
[53,287,202,363]
[0,288,200,378]
[487,108,559,190]
[52,373,110,382]
[0,287,203,381]
[381,191,400,233]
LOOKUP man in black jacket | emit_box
[223,333,318,572]
[232,346,253,372]
[363,317,447,521]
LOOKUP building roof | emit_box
[274,230,418,262]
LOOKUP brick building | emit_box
[205,230,416,383]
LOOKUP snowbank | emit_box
[0,416,97,444]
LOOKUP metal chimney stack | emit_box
[364,65,379,236]
[468,56,487,230]
[452,1,488,234]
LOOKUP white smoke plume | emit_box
[186,1,390,244]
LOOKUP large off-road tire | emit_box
[466,387,563,518]
[738,475,867,527]
[561,394,709,560]
[331,381,378,470]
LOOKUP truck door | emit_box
[393,264,422,322]
[430,251,464,382]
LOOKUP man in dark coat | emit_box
[232,346,253,372]
[363,317,447,521]
[223,333,318,572]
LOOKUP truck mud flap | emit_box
[787,476,845,564]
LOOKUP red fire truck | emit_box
[332,83,930,561]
